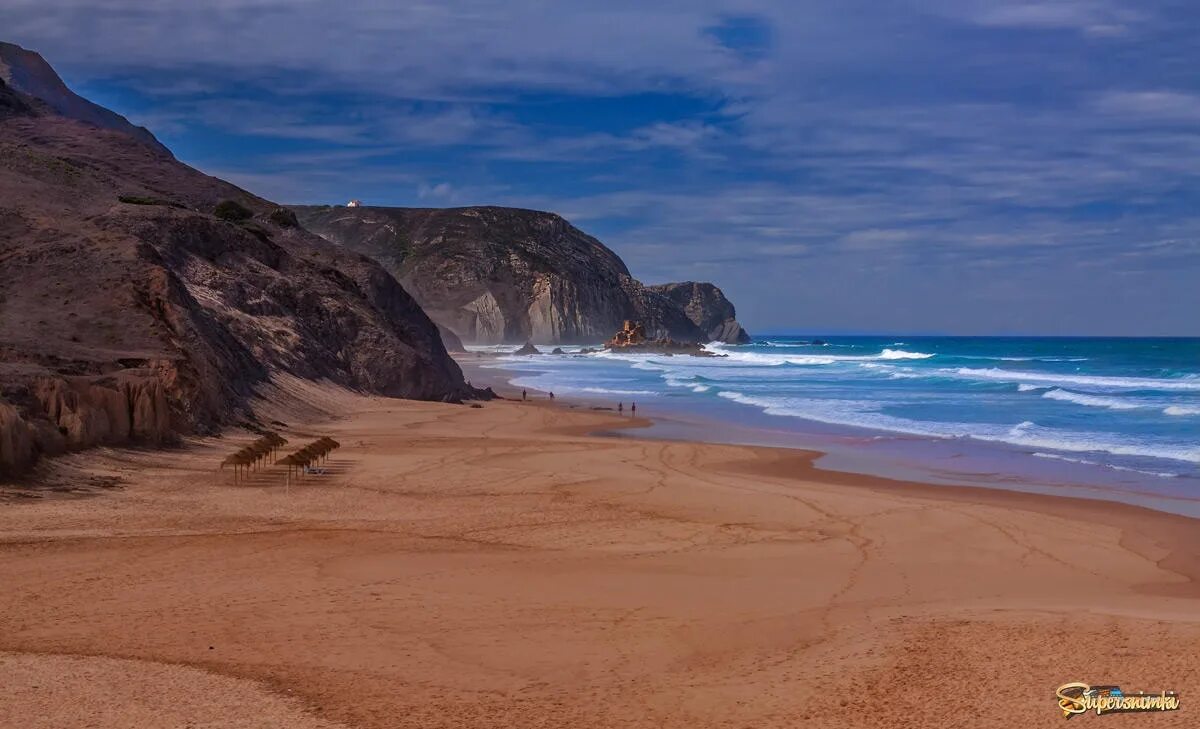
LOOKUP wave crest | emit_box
[1042,388,1140,410]
[879,348,934,360]
[953,367,1200,392]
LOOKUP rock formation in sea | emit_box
[292,205,752,346]
[0,45,476,477]
[646,282,752,344]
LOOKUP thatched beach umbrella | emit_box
[277,453,302,491]
[271,436,344,491]
[261,432,288,461]
[221,451,256,484]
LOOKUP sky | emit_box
[5,1,1200,335]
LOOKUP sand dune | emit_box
[1,387,1197,728]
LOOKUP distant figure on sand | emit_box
[522,389,527,401]
[632,402,637,415]
[549,392,555,400]
[619,402,624,414]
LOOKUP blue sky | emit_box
[6,1,1199,335]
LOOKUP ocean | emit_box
[473,337,1200,516]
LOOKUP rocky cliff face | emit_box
[0,52,474,477]
[293,205,748,345]
[647,282,752,344]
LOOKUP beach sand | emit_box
[1,378,1197,728]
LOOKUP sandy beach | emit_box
[2,374,1198,728]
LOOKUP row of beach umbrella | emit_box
[220,432,288,484]
[278,437,341,487]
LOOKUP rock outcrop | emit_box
[0,47,476,477]
[603,320,719,356]
[292,206,739,346]
[647,282,752,344]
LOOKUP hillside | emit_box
[0,54,474,477]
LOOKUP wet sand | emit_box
[1,381,1198,728]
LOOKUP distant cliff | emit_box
[647,282,751,344]
[292,205,752,345]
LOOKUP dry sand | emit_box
[1,381,1198,728]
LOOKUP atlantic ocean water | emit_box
[474,337,1200,515]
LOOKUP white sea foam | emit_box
[1031,452,1179,479]
[952,367,1200,391]
[702,343,933,366]
[983,421,1200,465]
[1042,388,1141,410]
[663,374,713,393]
[1164,405,1200,416]
[581,387,657,396]
[1017,384,1043,392]
[879,348,935,360]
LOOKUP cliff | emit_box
[647,282,751,344]
[0,50,474,477]
[292,205,749,345]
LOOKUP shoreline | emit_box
[3,374,1199,727]
[459,352,1200,520]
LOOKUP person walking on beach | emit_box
[618,402,624,414]
[631,402,636,416]
[522,389,527,401]
[549,392,555,400]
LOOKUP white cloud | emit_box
[1095,90,1200,121]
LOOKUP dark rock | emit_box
[646,282,751,344]
[602,321,725,357]
[437,323,466,353]
[0,77,33,117]
[551,347,565,354]
[514,342,541,355]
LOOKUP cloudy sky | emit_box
[6,1,1199,334]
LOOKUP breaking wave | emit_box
[1041,388,1141,410]
[952,367,1200,392]
[879,348,935,360]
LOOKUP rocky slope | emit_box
[0,54,475,477]
[292,205,751,346]
[647,282,752,344]
[0,42,170,156]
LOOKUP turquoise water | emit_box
[475,337,1200,512]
